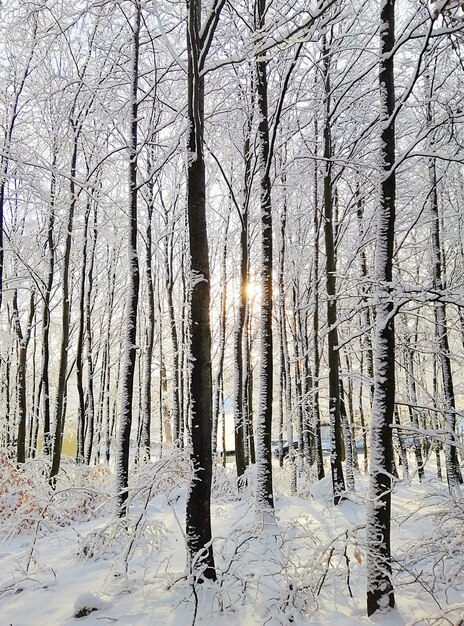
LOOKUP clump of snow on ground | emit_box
[73,591,110,617]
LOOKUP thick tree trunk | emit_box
[185,0,217,580]
[366,0,396,613]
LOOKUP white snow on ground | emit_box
[1,453,463,625]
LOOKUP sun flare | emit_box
[245,281,258,298]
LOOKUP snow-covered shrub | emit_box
[212,464,240,501]
[0,453,50,535]
[395,492,464,608]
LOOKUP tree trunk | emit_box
[233,124,253,481]
[255,0,274,512]
[76,199,91,464]
[50,128,79,483]
[426,80,462,491]
[213,213,230,457]
[116,2,141,515]
[140,147,156,462]
[185,0,219,580]
[322,32,345,504]
[13,290,35,463]
[41,148,57,458]
[366,0,396,613]
[84,202,97,465]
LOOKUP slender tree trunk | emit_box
[76,199,91,463]
[245,302,256,466]
[213,213,230,456]
[233,125,253,481]
[255,0,274,512]
[50,128,79,483]
[41,149,57,457]
[366,0,396,613]
[84,202,97,464]
[427,85,462,490]
[322,33,345,504]
[278,201,297,491]
[140,150,156,462]
[405,333,424,480]
[312,148,324,480]
[116,2,141,515]
[13,290,35,463]
[162,203,181,446]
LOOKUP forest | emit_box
[1,0,464,624]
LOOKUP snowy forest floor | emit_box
[1,452,464,625]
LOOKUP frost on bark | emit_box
[185,0,226,580]
[116,2,141,516]
[322,31,345,504]
[366,0,396,614]
[426,70,462,492]
[50,128,78,483]
[233,119,253,482]
[255,0,274,512]
[13,290,35,463]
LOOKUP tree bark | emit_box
[116,2,141,515]
[255,0,274,512]
[185,0,221,580]
[366,0,396,613]
[322,32,345,504]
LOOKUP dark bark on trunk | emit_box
[427,88,462,490]
[213,213,230,457]
[140,150,156,462]
[245,306,256,465]
[394,407,409,481]
[41,150,57,458]
[405,334,424,480]
[233,125,253,481]
[185,0,219,580]
[50,129,79,483]
[255,0,274,512]
[278,197,297,492]
[116,3,141,515]
[162,202,181,446]
[312,147,324,480]
[84,203,97,465]
[322,33,345,504]
[366,0,396,613]
[76,200,91,464]
[14,291,35,463]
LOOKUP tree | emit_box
[116,0,141,515]
[366,0,397,614]
[184,0,227,580]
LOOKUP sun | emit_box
[245,281,258,298]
